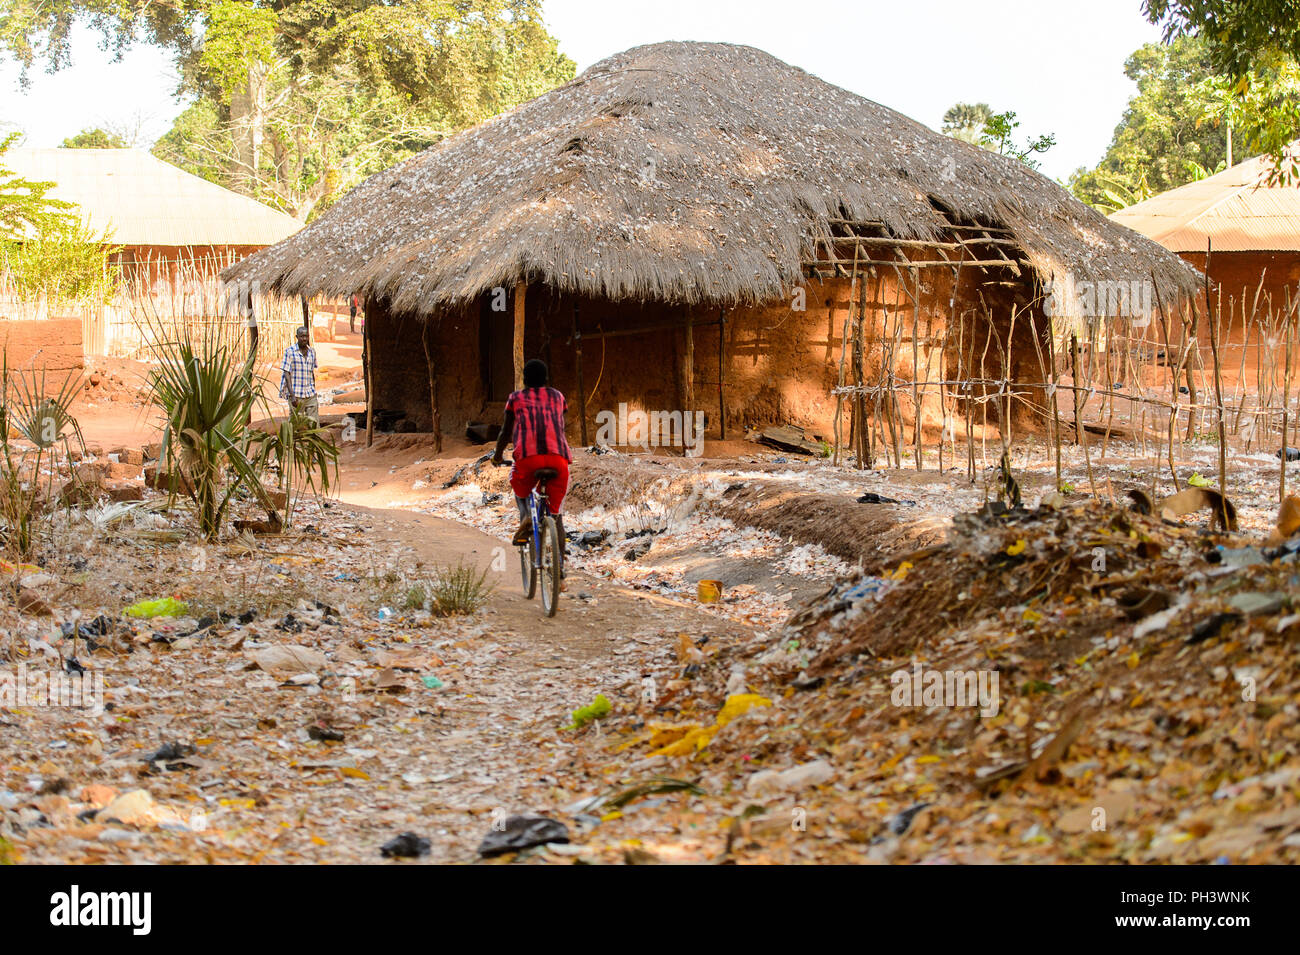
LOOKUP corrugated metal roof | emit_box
[4,148,304,247]
[1110,147,1300,252]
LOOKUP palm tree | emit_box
[942,102,994,142]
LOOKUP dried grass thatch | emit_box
[224,41,1201,313]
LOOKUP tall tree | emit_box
[941,102,993,144]
[979,111,1055,169]
[1068,37,1233,209]
[1143,0,1300,178]
[1,1,576,217]
[62,127,129,148]
[941,103,1054,168]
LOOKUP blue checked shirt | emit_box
[280,344,318,400]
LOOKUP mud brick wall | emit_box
[0,317,84,390]
[367,270,1048,444]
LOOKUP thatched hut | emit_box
[225,41,1198,456]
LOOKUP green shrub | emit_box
[425,561,493,616]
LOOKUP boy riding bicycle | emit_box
[491,359,571,576]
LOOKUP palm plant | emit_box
[247,407,340,526]
[0,356,85,558]
[143,319,271,541]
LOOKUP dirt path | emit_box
[2,492,755,864]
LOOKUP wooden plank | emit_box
[422,319,441,453]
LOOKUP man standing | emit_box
[243,285,259,360]
[280,326,319,422]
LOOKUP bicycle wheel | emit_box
[539,516,561,617]
[519,539,537,599]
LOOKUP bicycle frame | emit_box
[527,483,550,569]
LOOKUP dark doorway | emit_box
[479,293,515,402]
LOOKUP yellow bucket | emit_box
[697,579,723,603]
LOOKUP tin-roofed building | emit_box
[4,148,303,281]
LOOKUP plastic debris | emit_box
[477,814,569,857]
[124,596,188,619]
[380,832,431,858]
[568,694,611,729]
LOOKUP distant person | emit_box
[349,293,361,333]
[280,326,319,422]
[243,286,259,360]
[491,359,571,576]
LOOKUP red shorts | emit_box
[510,454,570,513]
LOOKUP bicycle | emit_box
[498,460,563,616]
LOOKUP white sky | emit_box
[1,0,1163,182]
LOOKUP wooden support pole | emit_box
[684,308,695,415]
[855,276,870,468]
[833,316,848,467]
[513,281,526,391]
[422,319,442,454]
[572,302,588,446]
[718,308,726,439]
[1205,238,1229,525]
[1283,289,1293,503]
[911,273,922,471]
[363,298,374,448]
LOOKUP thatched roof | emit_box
[224,41,1200,312]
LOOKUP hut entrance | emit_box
[480,295,515,402]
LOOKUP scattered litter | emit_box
[477,814,569,857]
[380,832,431,858]
[568,694,611,730]
[857,491,916,506]
[125,597,188,619]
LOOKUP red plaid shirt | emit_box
[506,386,571,461]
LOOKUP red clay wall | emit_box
[1180,251,1300,320]
[1178,250,1300,390]
[369,267,1048,446]
[0,317,84,389]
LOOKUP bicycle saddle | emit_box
[534,467,560,482]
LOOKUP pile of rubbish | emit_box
[561,492,1300,863]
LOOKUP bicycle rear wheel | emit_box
[519,540,537,599]
[539,516,561,617]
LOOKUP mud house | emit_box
[1110,146,1300,371]
[226,41,1197,457]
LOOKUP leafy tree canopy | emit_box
[0,132,73,239]
[940,103,1055,168]
[1143,0,1300,178]
[1068,37,1232,210]
[0,132,118,300]
[61,127,129,148]
[0,1,576,219]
